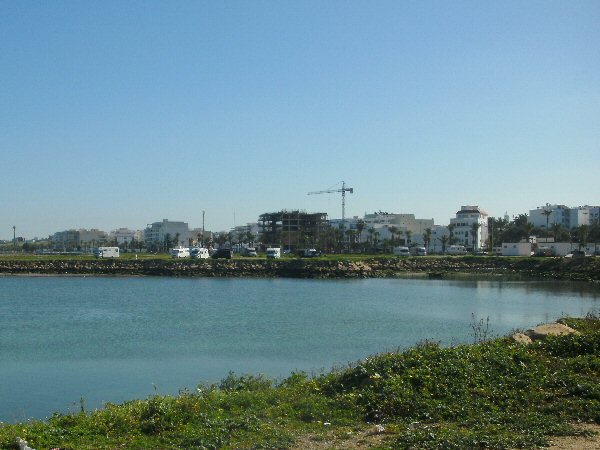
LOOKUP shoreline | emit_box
[0,256,599,282]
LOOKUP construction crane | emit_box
[307,181,354,233]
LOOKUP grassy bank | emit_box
[2,316,600,449]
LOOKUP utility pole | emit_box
[202,210,205,247]
[12,226,16,253]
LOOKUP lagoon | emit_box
[1,276,598,422]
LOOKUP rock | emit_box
[525,323,578,341]
[512,332,533,344]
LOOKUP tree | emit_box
[246,231,256,247]
[388,226,399,247]
[470,222,481,250]
[356,220,366,245]
[215,232,227,248]
[367,227,375,247]
[447,224,456,245]
[423,227,432,251]
[542,208,553,237]
[404,230,412,247]
[575,225,589,249]
[439,235,449,254]
[163,233,172,252]
[523,222,535,243]
[373,230,381,249]
[551,223,566,242]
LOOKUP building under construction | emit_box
[258,210,328,250]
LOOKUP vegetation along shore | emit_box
[1,314,600,449]
[0,255,599,282]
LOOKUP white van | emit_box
[393,246,410,257]
[93,247,120,258]
[410,247,427,256]
[190,247,209,259]
[266,247,281,259]
[447,245,467,255]
[171,247,190,258]
[241,247,258,257]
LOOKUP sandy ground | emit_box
[292,423,600,449]
[548,423,600,450]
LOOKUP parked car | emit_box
[190,247,209,259]
[393,246,410,257]
[533,247,554,257]
[240,247,258,257]
[211,248,232,259]
[266,248,281,259]
[569,249,588,258]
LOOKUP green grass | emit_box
[2,316,600,449]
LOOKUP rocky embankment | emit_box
[0,256,599,282]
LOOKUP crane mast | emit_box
[307,181,354,234]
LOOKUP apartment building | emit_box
[449,206,488,250]
[529,204,600,229]
[144,219,189,247]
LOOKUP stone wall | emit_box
[0,256,599,282]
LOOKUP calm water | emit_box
[1,276,598,421]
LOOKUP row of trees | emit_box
[488,215,600,249]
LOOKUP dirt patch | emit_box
[548,423,600,449]
[292,423,600,449]
[292,426,389,449]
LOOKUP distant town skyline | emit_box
[2,1,599,240]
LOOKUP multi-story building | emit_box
[144,219,189,248]
[449,206,488,250]
[110,228,137,246]
[189,228,213,246]
[78,229,108,247]
[529,205,570,229]
[51,230,80,250]
[258,210,328,250]
[529,204,600,229]
[362,212,434,234]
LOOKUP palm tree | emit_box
[550,223,564,242]
[470,223,480,250]
[404,230,412,247]
[388,226,399,247]
[542,208,553,237]
[164,233,172,252]
[356,220,366,245]
[447,224,456,245]
[245,231,256,248]
[439,235,449,254]
[423,227,432,251]
[576,225,589,249]
[367,227,375,247]
[523,222,535,243]
[373,230,381,249]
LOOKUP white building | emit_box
[110,228,137,246]
[144,219,189,247]
[428,225,451,253]
[343,212,434,245]
[529,204,571,229]
[501,242,532,256]
[78,229,108,246]
[529,204,600,230]
[449,206,488,250]
[362,212,434,234]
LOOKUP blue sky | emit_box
[2,1,599,239]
